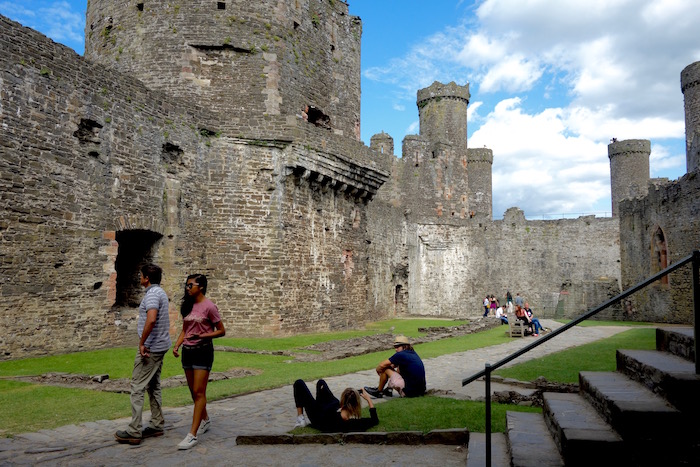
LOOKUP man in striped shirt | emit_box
[115,263,172,445]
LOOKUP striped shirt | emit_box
[138,284,171,353]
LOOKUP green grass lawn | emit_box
[555,319,655,327]
[291,396,542,434]
[494,327,656,383]
[0,319,647,437]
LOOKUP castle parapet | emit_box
[417,81,471,105]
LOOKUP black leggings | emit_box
[293,379,339,427]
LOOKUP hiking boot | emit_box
[363,386,383,398]
[177,433,198,450]
[115,430,141,445]
[197,418,210,436]
[142,427,164,439]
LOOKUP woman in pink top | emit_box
[172,274,226,450]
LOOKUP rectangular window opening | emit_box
[217,2,226,10]
[137,3,144,11]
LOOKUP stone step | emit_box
[655,326,694,362]
[505,411,564,467]
[542,392,625,466]
[466,432,509,467]
[617,348,700,415]
[579,371,686,442]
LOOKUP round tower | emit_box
[370,131,394,156]
[416,81,470,149]
[466,147,493,219]
[608,139,650,217]
[681,61,700,173]
[84,0,362,139]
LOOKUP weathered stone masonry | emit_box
[0,0,389,359]
[1,1,698,360]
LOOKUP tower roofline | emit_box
[417,81,470,105]
[681,61,700,93]
[608,139,651,158]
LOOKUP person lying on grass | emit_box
[293,379,378,432]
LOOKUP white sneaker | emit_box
[177,433,198,450]
[294,415,307,428]
[197,418,210,436]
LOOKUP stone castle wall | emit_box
[618,171,700,323]
[0,15,201,357]
[2,4,696,360]
[403,210,621,319]
[0,13,388,359]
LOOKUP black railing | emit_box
[461,250,700,467]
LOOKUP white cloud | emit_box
[479,55,542,93]
[405,120,419,136]
[41,1,84,47]
[471,97,612,217]
[467,101,483,123]
[361,0,696,216]
[0,1,84,54]
[0,2,35,18]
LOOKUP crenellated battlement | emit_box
[417,81,471,106]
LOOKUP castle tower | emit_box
[370,131,394,156]
[84,0,362,140]
[416,81,470,150]
[681,61,700,173]
[466,147,493,219]
[608,139,650,217]
[396,82,471,223]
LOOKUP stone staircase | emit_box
[468,327,699,466]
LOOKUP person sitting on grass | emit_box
[364,335,426,399]
[293,379,378,432]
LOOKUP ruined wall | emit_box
[366,153,410,318]
[0,15,206,358]
[618,171,700,323]
[0,13,388,359]
[406,209,621,319]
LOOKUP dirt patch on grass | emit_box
[218,317,502,362]
[12,368,261,393]
[10,318,501,391]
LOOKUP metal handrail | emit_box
[462,249,700,466]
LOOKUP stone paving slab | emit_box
[0,320,635,466]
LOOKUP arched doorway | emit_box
[113,229,164,308]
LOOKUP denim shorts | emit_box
[181,341,214,371]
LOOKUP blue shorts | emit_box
[181,341,214,371]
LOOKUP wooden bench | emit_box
[508,320,526,338]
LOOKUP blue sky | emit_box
[2,1,698,219]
